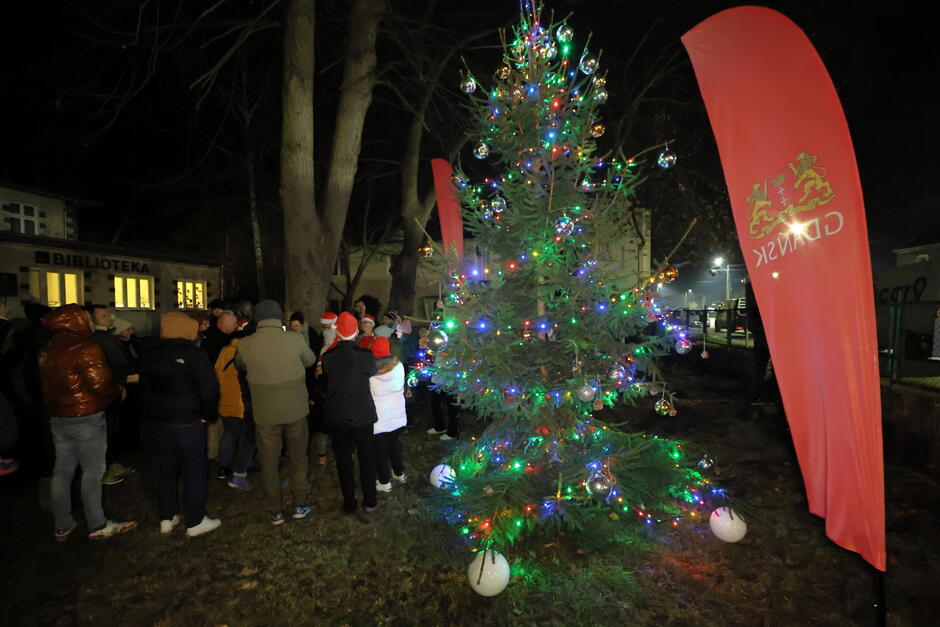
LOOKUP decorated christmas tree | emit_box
[420,1,739,593]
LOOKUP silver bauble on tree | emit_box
[427,329,449,354]
[657,148,677,169]
[586,473,613,499]
[459,77,477,94]
[579,55,598,75]
[577,384,596,402]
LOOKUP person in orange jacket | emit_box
[215,333,256,491]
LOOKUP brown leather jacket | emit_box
[39,304,120,418]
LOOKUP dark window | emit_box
[8,217,20,231]
[23,205,35,216]
[39,210,46,218]
[0,273,17,297]
[24,221,36,235]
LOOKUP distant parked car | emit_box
[715,298,748,333]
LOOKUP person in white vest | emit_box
[368,337,406,492]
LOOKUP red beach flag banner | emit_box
[682,6,885,570]
[431,158,465,259]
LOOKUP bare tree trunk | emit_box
[311,0,383,317]
[280,0,318,320]
[246,137,265,298]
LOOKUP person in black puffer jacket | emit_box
[139,312,221,537]
[321,312,378,515]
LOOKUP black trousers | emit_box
[374,429,404,484]
[331,424,377,512]
[104,400,122,465]
[431,390,460,437]
[152,420,207,527]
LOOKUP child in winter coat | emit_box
[369,337,406,492]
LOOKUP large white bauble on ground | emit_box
[709,506,747,542]
[429,464,456,488]
[467,550,511,596]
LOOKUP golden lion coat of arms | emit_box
[746,152,836,239]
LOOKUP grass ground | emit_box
[1,361,937,626]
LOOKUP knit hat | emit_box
[370,336,390,358]
[111,318,134,335]
[209,298,226,310]
[383,310,399,322]
[160,312,198,341]
[254,299,282,322]
[336,312,359,340]
[320,312,338,326]
[361,314,375,326]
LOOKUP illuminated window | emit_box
[175,280,206,310]
[114,275,155,310]
[43,270,82,307]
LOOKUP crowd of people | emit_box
[0,294,462,540]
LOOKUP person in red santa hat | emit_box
[357,314,376,350]
[321,312,378,515]
[310,311,338,464]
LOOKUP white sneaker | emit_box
[88,520,138,540]
[392,472,407,484]
[376,481,392,492]
[186,516,221,537]
[160,515,180,535]
[439,434,455,441]
[426,427,446,435]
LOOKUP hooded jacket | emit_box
[38,304,121,417]
[370,356,406,434]
[321,340,377,429]
[236,319,316,426]
[139,312,219,424]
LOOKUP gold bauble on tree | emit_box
[418,240,434,258]
[656,264,679,283]
[590,123,605,137]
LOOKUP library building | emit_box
[1,184,222,337]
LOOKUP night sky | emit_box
[2,0,937,302]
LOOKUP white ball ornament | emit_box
[467,550,511,597]
[429,464,456,488]
[709,506,747,543]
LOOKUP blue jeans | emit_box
[50,413,107,532]
[218,416,255,474]
[152,421,208,527]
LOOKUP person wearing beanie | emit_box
[236,299,316,525]
[137,313,221,536]
[368,337,407,492]
[321,312,379,515]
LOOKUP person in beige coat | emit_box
[236,300,316,525]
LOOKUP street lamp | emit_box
[712,258,731,301]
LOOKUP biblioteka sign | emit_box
[33,250,151,274]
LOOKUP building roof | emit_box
[0,232,222,267]
[0,182,102,207]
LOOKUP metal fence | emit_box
[877,300,940,388]
[667,302,940,389]
[665,308,753,348]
